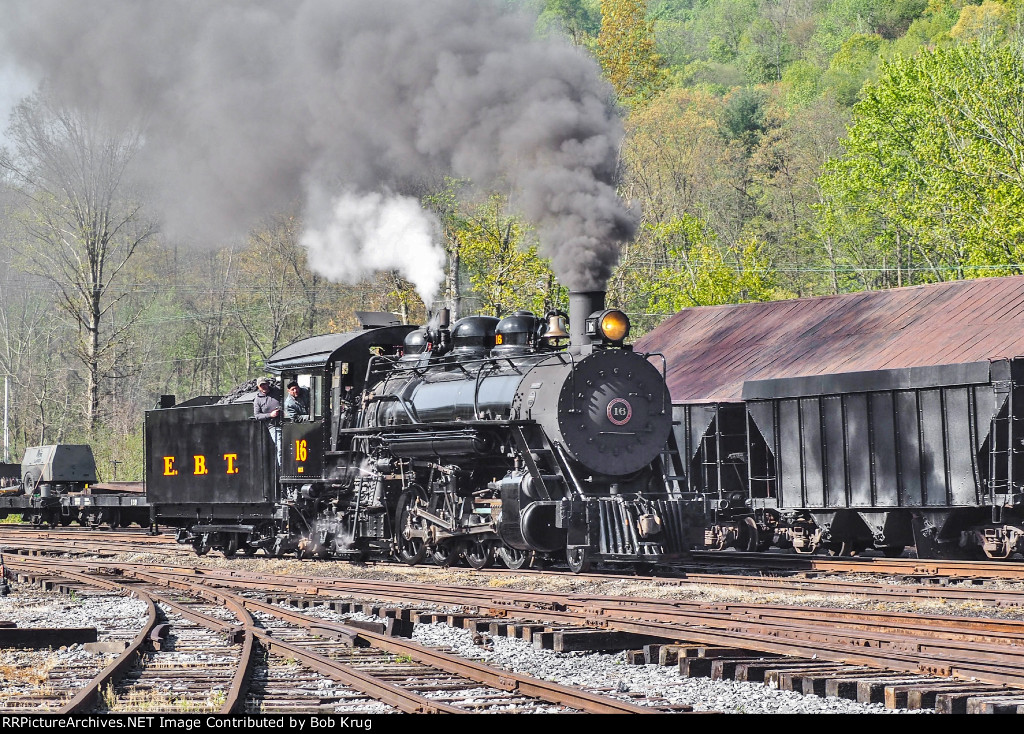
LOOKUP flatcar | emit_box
[148,290,701,571]
[0,445,149,528]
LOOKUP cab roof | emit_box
[264,325,416,374]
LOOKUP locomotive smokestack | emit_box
[569,290,606,353]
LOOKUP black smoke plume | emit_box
[0,0,637,300]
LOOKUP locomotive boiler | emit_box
[152,291,699,571]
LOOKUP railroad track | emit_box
[7,524,1024,585]
[6,553,1024,712]
[1,557,682,714]
[6,527,1024,611]
[10,531,1024,712]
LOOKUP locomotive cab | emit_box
[279,373,323,481]
[264,323,416,558]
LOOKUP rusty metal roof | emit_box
[633,276,1024,403]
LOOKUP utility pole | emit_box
[3,376,8,464]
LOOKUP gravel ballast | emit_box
[0,582,926,714]
[1,551,958,715]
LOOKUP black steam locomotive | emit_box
[148,291,699,571]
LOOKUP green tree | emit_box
[645,214,778,312]
[780,59,823,107]
[456,193,562,318]
[423,178,471,319]
[948,0,1012,42]
[597,0,668,105]
[615,86,752,329]
[621,87,746,233]
[749,94,850,296]
[821,33,884,106]
[537,0,602,45]
[819,41,1024,286]
[425,181,563,320]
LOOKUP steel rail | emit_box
[128,566,664,714]
[10,558,459,715]
[249,628,466,714]
[137,586,257,714]
[687,550,1024,581]
[4,564,162,715]
[14,525,1024,582]
[12,560,254,715]
[150,564,1024,690]
[119,568,466,713]
[15,556,1024,692]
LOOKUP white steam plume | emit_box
[301,191,445,304]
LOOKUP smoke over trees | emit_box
[0,91,155,429]
[0,0,636,300]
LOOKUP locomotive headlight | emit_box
[586,309,630,344]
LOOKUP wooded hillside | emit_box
[0,0,1019,476]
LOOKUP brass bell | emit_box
[543,312,570,341]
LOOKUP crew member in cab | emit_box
[284,381,310,421]
[254,377,283,462]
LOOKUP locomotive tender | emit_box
[150,290,699,571]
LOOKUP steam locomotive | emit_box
[13,277,1024,564]
[147,290,700,571]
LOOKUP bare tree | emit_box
[252,213,330,338]
[0,227,75,453]
[0,91,155,428]
[231,219,309,362]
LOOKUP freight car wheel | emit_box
[463,539,493,570]
[881,545,906,558]
[740,517,772,552]
[566,547,591,574]
[193,533,212,556]
[496,546,528,570]
[740,517,762,552]
[394,490,426,565]
[826,541,854,557]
